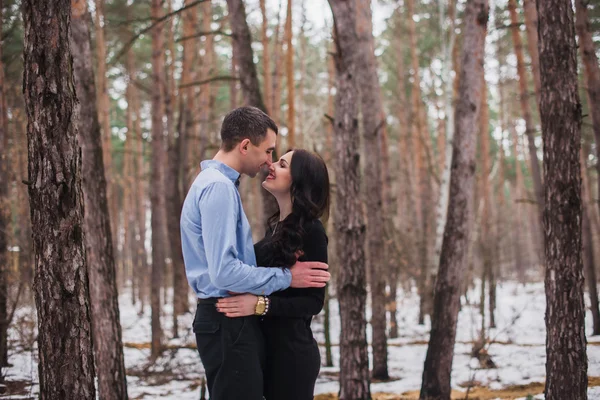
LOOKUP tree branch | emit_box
[109,0,208,67]
[178,75,239,89]
[176,30,232,43]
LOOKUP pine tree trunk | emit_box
[582,198,600,336]
[260,0,271,114]
[22,1,96,397]
[0,0,8,372]
[70,1,128,398]
[284,0,295,148]
[328,1,371,398]
[507,0,544,217]
[406,0,431,325]
[419,0,488,397]
[124,59,136,306]
[432,0,457,282]
[575,0,600,229]
[479,73,493,332]
[523,0,541,108]
[226,0,277,222]
[538,1,588,398]
[355,0,388,381]
[198,1,214,160]
[0,0,9,372]
[150,0,167,361]
[93,0,117,251]
[580,149,600,335]
[128,41,149,314]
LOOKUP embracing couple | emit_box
[180,106,331,400]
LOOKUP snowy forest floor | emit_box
[3,280,600,399]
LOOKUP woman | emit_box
[216,149,330,400]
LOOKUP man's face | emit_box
[243,128,277,177]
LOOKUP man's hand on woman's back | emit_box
[289,261,330,288]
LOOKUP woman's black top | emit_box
[254,219,328,400]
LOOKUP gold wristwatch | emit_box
[254,296,266,315]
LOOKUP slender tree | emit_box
[419,0,489,397]
[355,0,388,381]
[507,0,544,219]
[0,0,9,374]
[328,0,371,398]
[575,0,600,222]
[226,0,277,220]
[150,0,167,361]
[260,0,271,115]
[22,0,96,397]
[284,0,295,148]
[580,150,600,335]
[70,1,128,398]
[538,1,588,398]
[93,0,117,247]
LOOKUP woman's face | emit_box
[262,151,294,195]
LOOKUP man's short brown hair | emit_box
[220,106,278,151]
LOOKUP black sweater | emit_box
[254,219,328,319]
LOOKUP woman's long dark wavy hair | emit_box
[260,149,330,268]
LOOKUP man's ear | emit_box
[239,138,251,154]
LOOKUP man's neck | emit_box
[213,149,243,175]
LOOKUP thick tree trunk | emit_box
[22,1,96,398]
[328,1,371,398]
[70,1,128,398]
[226,0,267,112]
[355,0,388,381]
[575,0,600,229]
[538,2,588,398]
[0,0,9,373]
[150,0,167,361]
[507,0,544,218]
[419,0,488,397]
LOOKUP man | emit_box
[181,106,330,399]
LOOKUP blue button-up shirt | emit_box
[180,159,292,298]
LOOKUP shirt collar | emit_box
[200,160,241,187]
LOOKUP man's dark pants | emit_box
[193,299,265,400]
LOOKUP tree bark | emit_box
[523,0,541,108]
[575,0,600,230]
[419,0,488,397]
[260,0,271,115]
[226,0,277,221]
[0,0,9,373]
[507,0,544,218]
[22,0,96,398]
[285,0,295,148]
[150,0,167,361]
[70,1,128,398]
[226,0,267,112]
[538,1,588,398]
[328,1,371,398]
[355,0,388,381]
[93,0,117,251]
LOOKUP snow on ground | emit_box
[2,280,600,399]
